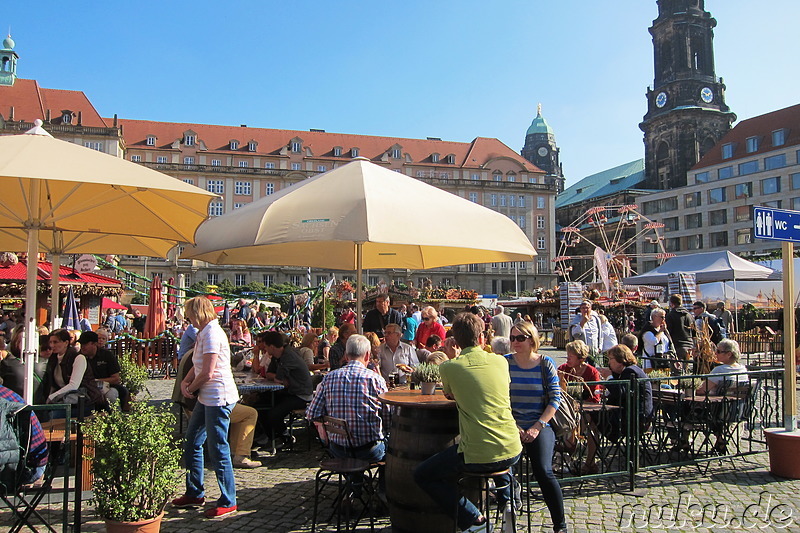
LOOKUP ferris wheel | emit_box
[553,204,674,284]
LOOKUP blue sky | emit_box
[4,1,798,186]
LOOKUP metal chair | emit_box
[456,468,516,533]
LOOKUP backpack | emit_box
[711,316,727,344]
[0,398,24,490]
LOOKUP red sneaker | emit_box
[171,495,205,507]
[204,505,237,519]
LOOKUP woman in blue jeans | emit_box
[506,322,568,533]
[173,296,240,519]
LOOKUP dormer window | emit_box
[745,136,759,153]
[446,154,455,164]
[431,153,440,163]
[62,112,73,124]
[390,148,401,159]
[291,141,302,153]
[185,135,195,146]
[333,147,342,157]
[772,129,786,147]
[146,136,156,146]
[230,140,239,150]
[351,147,360,158]
[248,141,257,152]
[721,143,733,159]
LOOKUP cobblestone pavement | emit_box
[7,347,800,532]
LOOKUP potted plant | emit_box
[82,402,182,532]
[411,363,441,395]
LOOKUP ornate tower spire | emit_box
[0,32,18,86]
[521,104,564,192]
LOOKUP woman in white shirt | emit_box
[174,296,239,519]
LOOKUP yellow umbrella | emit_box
[0,121,216,401]
[183,158,535,325]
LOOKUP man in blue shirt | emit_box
[178,323,198,361]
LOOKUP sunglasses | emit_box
[422,316,432,321]
[509,334,531,342]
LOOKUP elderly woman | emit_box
[558,340,602,403]
[640,308,673,370]
[490,336,511,355]
[173,296,239,518]
[506,321,568,533]
[40,328,104,413]
[696,339,748,396]
[414,306,446,349]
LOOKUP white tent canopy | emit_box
[623,251,777,285]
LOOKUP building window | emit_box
[509,195,516,207]
[235,274,246,286]
[183,274,192,287]
[351,148,359,157]
[734,205,751,222]
[738,160,759,175]
[761,177,781,195]
[439,172,450,179]
[156,156,168,164]
[431,153,439,163]
[490,194,497,207]
[793,173,800,190]
[709,187,726,204]
[736,228,752,245]
[735,182,753,199]
[519,196,525,208]
[500,195,507,207]
[84,142,103,151]
[684,192,701,208]
[230,140,239,150]
[146,136,155,146]
[441,278,452,286]
[718,166,734,179]
[709,209,727,226]
[234,181,252,195]
[314,275,327,285]
[665,237,681,252]
[765,154,786,170]
[185,135,195,146]
[211,159,221,166]
[317,165,326,172]
[291,141,301,153]
[695,171,709,183]
[471,173,480,181]
[537,197,545,209]
[333,147,342,157]
[290,275,302,286]
[507,173,516,182]
[537,215,545,229]
[518,216,526,229]
[663,217,679,231]
[238,160,249,168]
[536,237,546,250]
[130,155,141,162]
[792,198,800,211]
[773,129,786,147]
[469,192,478,203]
[517,262,526,270]
[265,162,275,169]
[291,162,301,170]
[234,203,245,209]
[263,274,273,287]
[721,143,733,159]
[709,231,728,248]
[207,180,224,194]
[494,173,502,182]
[183,156,195,165]
[266,183,274,195]
[209,201,223,216]
[182,178,194,185]
[745,137,759,153]
[446,154,455,164]
[207,273,219,285]
[367,276,379,286]
[391,148,401,159]
[763,200,782,208]
[248,142,257,152]
[685,213,701,229]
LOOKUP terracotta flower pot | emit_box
[765,428,800,479]
[104,511,164,533]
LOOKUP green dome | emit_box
[526,107,553,136]
[2,35,14,50]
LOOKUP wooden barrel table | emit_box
[379,389,458,533]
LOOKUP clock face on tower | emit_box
[655,92,667,108]
[537,146,548,157]
[700,87,714,103]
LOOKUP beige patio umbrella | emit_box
[183,158,536,325]
[0,121,216,401]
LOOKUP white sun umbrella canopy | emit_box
[183,158,536,323]
[0,122,217,401]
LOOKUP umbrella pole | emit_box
[51,252,60,330]
[24,225,40,403]
[356,242,363,334]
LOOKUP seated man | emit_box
[414,313,521,533]
[78,331,129,411]
[377,323,418,383]
[416,334,442,364]
[306,334,387,463]
[0,384,48,484]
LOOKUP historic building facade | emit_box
[521,104,565,193]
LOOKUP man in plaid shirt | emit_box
[0,384,48,484]
[306,334,387,463]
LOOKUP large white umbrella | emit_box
[183,158,536,324]
[0,121,216,401]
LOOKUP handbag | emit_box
[51,388,87,405]
[540,358,579,449]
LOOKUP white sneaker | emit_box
[501,502,516,533]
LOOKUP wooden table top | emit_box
[379,389,456,409]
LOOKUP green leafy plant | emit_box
[118,352,148,396]
[82,402,182,522]
[411,362,441,384]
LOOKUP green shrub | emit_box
[118,352,148,396]
[411,362,441,383]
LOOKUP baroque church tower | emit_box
[521,104,564,192]
[0,34,19,86]
[639,0,735,189]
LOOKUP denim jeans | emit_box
[184,402,236,508]
[524,425,567,532]
[329,439,386,493]
[414,444,520,531]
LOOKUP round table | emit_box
[379,389,458,533]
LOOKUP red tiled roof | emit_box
[0,261,121,286]
[0,78,109,127]
[114,118,543,172]
[693,103,800,169]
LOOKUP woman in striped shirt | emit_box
[505,322,567,533]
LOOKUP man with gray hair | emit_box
[377,323,419,383]
[491,305,513,338]
[306,334,388,463]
